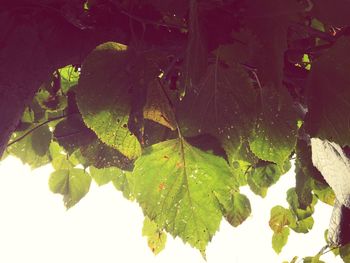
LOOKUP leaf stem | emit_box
[7,114,68,148]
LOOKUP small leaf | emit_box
[31,124,52,156]
[269,205,295,233]
[290,216,314,234]
[142,217,167,255]
[272,227,289,254]
[49,168,91,209]
[216,192,251,227]
[287,188,317,220]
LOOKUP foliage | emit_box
[2,0,350,261]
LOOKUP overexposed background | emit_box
[0,156,342,263]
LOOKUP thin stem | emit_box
[7,114,68,148]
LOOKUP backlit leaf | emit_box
[133,138,238,253]
[49,168,91,209]
[142,217,167,255]
[272,227,290,254]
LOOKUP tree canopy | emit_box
[1,0,350,262]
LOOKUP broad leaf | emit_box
[290,216,314,234]
[178,61,256,168]
[249,86,298,165]
[133,138,238,253]
[76,42,160,159]
[49,168,91,209]
[287,188,317,220]
[31,125,52,156]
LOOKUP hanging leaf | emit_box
[133,138,239,253]
[248,160,290,197]
[306,37,350,146]
[31,124,52,156]
[59,65,80,93]
[287,188,317,221]
[269,205,295,233]
[272,227,290,254]
[249,86,298,166]
[289,216,314,234]
[53,114,96,154]
[178,61,256,168]
[142,217,167,255]
[49,168,91,209]
[143,79,177,131]
[76,42,160,159]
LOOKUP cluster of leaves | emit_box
[3,0,350,261]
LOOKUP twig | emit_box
[7,114,68,148]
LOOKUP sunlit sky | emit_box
[0,156,342,263]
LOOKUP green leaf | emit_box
[306,37,350,146]
[49,168,91,209]
[287,188,317,220]
[178,61,256,168]
[133,138,237,253]
[53,115,95,154]
[7,129,51,169]
[313,180,335,206]
[217,192,251,227]
[248,161,289,197]
[249,86,297,165]
[269,205,295,233]
[80,139,134,171]
[272,227,289,254]
[340,243,350,262]
[31,125,52,156]
[142,217,167,255]
[90,166,134,200]
[59,65,80,93]
[290,216,314,234]
[76,42,160,159]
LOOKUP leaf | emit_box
[313,181,335,206]
[216,192,251,227]
[53,115,95,154]
[89,165,134,199]
[76,42,160,159]
[249,86,298,165]
[7,129,51,169]
[31,124,52,156]
[49,168,91,209]
[142,217,167,255]
[290,216,314,234]
[272,227,289,254]
[133,138,237,253]
[340,243,350,263]
[143,79,177,130]
[80,139,134,171]
[178,61,256,168]
[248,161,289,197]
[269,205,295,233]
[287,188,317,220]
[59,65,80,93]
[306,37,350,146]
[327,199,350,247]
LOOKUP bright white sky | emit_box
[0,156,343,263]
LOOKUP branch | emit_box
[6,114,68,148]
